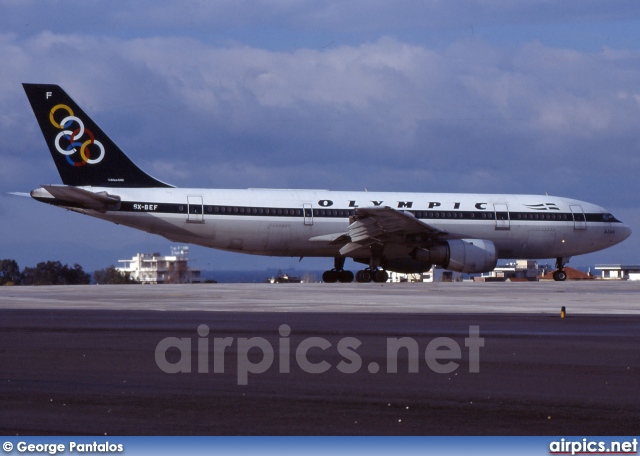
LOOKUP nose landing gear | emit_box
[553,257,570,281]
[552,269,567,281]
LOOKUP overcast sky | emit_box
[1,0,639,273]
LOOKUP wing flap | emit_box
[349,218,383,242]
[343,206,447,251]
[353,206,444,236]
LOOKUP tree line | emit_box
[0,259,138,286]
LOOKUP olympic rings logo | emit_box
[49,104,105,166]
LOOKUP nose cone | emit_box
[618,224,632,243]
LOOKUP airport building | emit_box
[594,264,640,281]
[117,246,201,284]
[387,270,434,283]
[538,266,594,281]
[475,260,548,282]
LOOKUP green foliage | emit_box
[0,259,22,285]
[22,261,91,286]
[94,266,139,285]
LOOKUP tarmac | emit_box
[1,281,639,435]
[1,281,640,313]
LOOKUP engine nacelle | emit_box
[413,239,497,273]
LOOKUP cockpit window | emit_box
[603,213,619,222]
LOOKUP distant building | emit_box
[387,269,434,283]
[266,271,302,283]
[539,266,594,281]
[117,246,201,284]
[594,264,640,281]
[476,260,548,282]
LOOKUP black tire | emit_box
[356,270,372,283]
[338,270,354,283]
[553,270,567,282]
[373,270,389,283]
[322,270,339,283]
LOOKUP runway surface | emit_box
[1,282,639,435]
[1,281,640,313]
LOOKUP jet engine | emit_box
[412,239,497,273]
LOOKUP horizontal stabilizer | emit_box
[32,185,121,212]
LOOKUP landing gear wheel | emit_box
[554,257,570,282]
[338,270,354,283]
[356,269,373,283]
[323,268,353,283]
[553,270,567,282]
[373,269,389,283]
[322,270,339,283]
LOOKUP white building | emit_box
[117,246,201,284]
[477,260,548,281]
[387,269,434,283]
[594,264,640,281]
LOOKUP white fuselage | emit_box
[52,187,630,261]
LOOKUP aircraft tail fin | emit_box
[23,83,172,188]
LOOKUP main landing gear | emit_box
[321,257,390,283]
[553,257,569,282]
[322,269,354,283]
[354,244,389,283]
[355,268,389,283]
[322,257,354,283]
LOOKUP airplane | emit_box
[21,83,632,283]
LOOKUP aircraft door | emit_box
[570,205,587,230]
[303,203,313,226]
[187,196,204,223]
[494,204,510,230]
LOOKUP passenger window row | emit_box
[175,205,590,222]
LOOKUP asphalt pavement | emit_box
[1,300,639,435]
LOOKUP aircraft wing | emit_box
[308,232,351,244]
[33,185,121,212]
[338,206,447,255]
